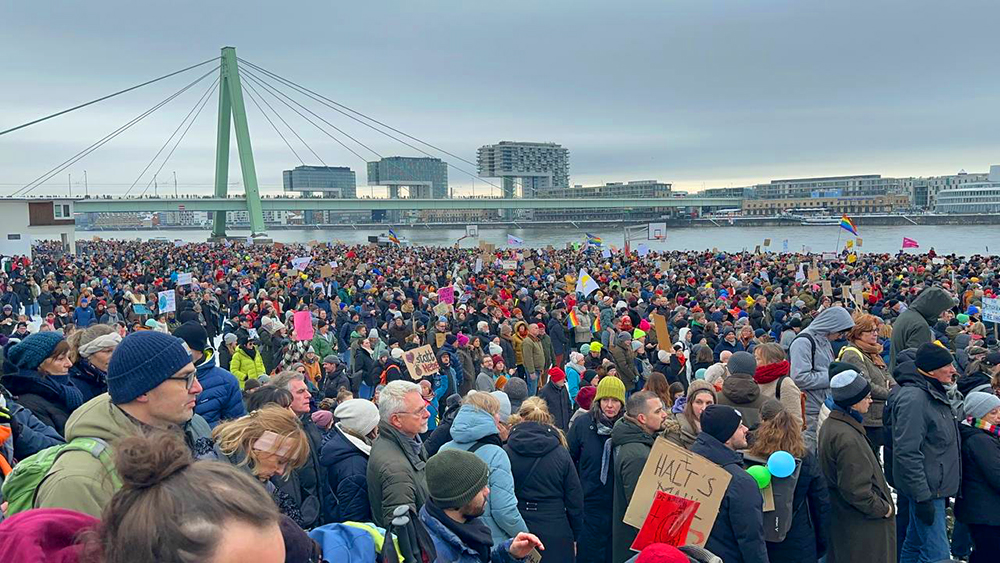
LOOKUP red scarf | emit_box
[754,360,790,384]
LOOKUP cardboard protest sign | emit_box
[435,332,446,349]
[624,438,732,547]
[822,280,833,297]
[157,290,176,313]
[763,238,771,247]
[651,313,672,351]
[630,491,700,552]
[293,311,314,341]
[319,264,334,278]
[433,302,452,317]
[808,267,820,283]
[438,286,455,305]
[501,260,517,270]
[403,345,440,380]
[522,260,535,272]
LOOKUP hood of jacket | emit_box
[611,416,656,448]
[690,431,742,469]
[320,425,370,467]
[801,306,854,338]
[909,287,957,324]
[957,371,992,397]
[720,375,761,404]
[448,405,500,444]
[505,420,561,458]
[63,393,138,443]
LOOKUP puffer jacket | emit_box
[608,343,639,386]
[229,347,266,388]
[419,504,521,563]
[661,411,699,450]
[715,374,768,429]
[611,416,656,563]
[320,424,372,523]
[889,287,956,370]
[193,351,246,428]
[440,405,528,545]
[2,396,65,459]
[955,421,1000,526]
[884,360,961,502]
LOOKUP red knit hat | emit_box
[575,385,597,410]
[492,354,505,367]
[548,367,567,383]
[635,543,689,563]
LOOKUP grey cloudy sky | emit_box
[2,0,998,197]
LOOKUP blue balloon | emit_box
[767,451,795,478]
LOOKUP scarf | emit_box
[830,400,863,424]
[424,500,494,561]
[241,344,257,360]
[963,417,1000,438]
[753,360,789,385]
[595,410,620,485]
[852,339,886,368]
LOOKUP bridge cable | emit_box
[239,70,372,164]
[138,78,220,198]
[241,78,307,166]
[0,57,219,138]
[242,77,327,167]
[11,66,219,197]
[239,59,503,193]
[125,75,220,197]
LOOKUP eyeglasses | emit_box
[167,370,198,390]
[397,403,429,418]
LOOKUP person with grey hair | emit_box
[218,332,238,371]
[367,379,431,527]
[67,323,121,402]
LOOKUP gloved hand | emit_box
[915,500,936,526]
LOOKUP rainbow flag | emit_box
[388,228,401,245]
[593,316,602,333]
[839,215,858,236]
[586,233,603,246]
[567,309,580,329]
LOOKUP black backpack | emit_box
[744,454,803,543]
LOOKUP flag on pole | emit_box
[507,234,524,247]
[593,316,602,333]
[576,268,600,297]
[567,309,580,329]
[387,228,401,245]
[902,237,920,249]
[839,215,859,236]
[586,233,603,246]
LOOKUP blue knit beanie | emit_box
[7,332,65,370]
[107,331,192,404]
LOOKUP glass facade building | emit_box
[282,165,357,198]
[367,157,449,199]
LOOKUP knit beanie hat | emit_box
[580,343,591,355]
[576,386,597,411]
[595,376,626,404]
[503,377,529,412]
[490,391,512,423]
[7,332,65,370]
[107,331,192,404]
[426,449,489,509]
[334,399,380,436]
[686,379,717,401]
[964,391,1000,419]
[827,361,856,380]
[589,342,603,353]
[310,409,333,429]
[635,543,690,563]
[700,404,742,443]
[172,321,209,352]
[489,343,503,356]
[548,367,566,383]
[657,350,670,363]
[916,342,953,373]
[759,398,785,421]
[727,351,757,377]
[830,369,872,409]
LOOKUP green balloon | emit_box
[747,465,771,489]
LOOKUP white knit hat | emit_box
[334,399,380,436]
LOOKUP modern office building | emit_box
[742,194,910,216]
[935,165,1000,213]
[367,156,449,199]
[477,141,570,198]
[912,170,989,210]
[702,186,755,199]
[282,165,357,198]
[753,175,912,200]
[544,180,670,199]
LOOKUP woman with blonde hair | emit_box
[747,402,831,563]
[67,323,121,402]
[212,405,311,526]
[837,314,895,454]
[504,397,583,562]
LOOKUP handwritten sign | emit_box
[501,260,517,270]
[438,286,455,305]
[435,332,446,349]
[157,290,176,314]
[630,491,700,552]
[822,280,833,297]
[319,264,334,278]
[982,297,1000,323]
[651,313,672,351]
[403,345,440,380]
[132,303,151,316]
[293,311,314,341]
[291,256,312,271]
[177,272,193,286]
[624,438,732,547]
[433,302,452,317]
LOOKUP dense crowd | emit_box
[0,237,997,563]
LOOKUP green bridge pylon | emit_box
[212,46,267,239]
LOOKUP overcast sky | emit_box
[2,1,998,198]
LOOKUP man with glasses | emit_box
[34,330,212,517]
[367,379,431,527]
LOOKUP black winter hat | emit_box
[172,321,209,352]
[916,343,953,373]
[700,404,743,443]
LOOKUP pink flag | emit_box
[902,237,919,249]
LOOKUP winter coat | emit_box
[713,339,745,362]
[35,393,211,517]
[5,399,64,459]
[789,306,855,449]
[3,369,79,436]
[457,347,476,395]
[608,343,639,386]
[441,405,529,544]
[955,421,1000,526]
[367,421,429,528]
[689,433,769,563]
[567,409,617,506]
[320,424,372,523]
[72,306,95,328]
[756,375,803,429]
[475,370,496,392]
[565,362,585,406]
[817,409,895,563]
[353,347,378,387]
[661,412,699,450]
[274,414,334,528]
[193,351,246,428]
[889,287,955,370]
[419,505,521,563]
[310,332,335,360]
[229,347,266,388]
[538,381,573,432]
[884,361,961,502]
[755,452,831,563]
[838,345,893,428]
[572,311,593,345]
[611,417,656,563]
[218,343,235,371]
[547,317,570,358]
[521,336,545,375]
[505,421,584,563]
[67,359,108,404]
[715,374,768,430]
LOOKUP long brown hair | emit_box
[643,372,673,408]
[748,410,806,458]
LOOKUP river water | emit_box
[86,224,1000,256]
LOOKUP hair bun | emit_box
[114,432,194,490]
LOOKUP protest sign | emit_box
[651,313,672,351]
[438,286,455,305]
[763,238,771,247]
[602,248,612,259]
[807,267,820,282]
[132,303,151,316]
[157,290,176,314]
[291,256,312,270]
[319,264,334,278]
[433,302,452,317]
[474,258,483,273]
[624,438,732,547]
[630,491,700,552]
[522,259,535,272]
[822,280,833,297]
[293,311,314,341]
[403,345,440,380]
[501,260,517,270]
[177,272,193,286]
[983,297,1000,323]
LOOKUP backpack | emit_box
[1,437,121,516]
[790,333,818,372]
[744,454,803,543]
[773,376,808,431]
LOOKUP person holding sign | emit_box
[689,405,769,563]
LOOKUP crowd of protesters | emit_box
[0,237,997,562]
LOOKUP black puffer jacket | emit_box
[955,422,1000,526]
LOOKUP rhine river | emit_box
[86,224,1000,256]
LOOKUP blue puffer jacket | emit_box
[6,399,65,458]
[440,405,528,545]
[319,425,371,523]
[419,505,521,563]
[193,351,246,428]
